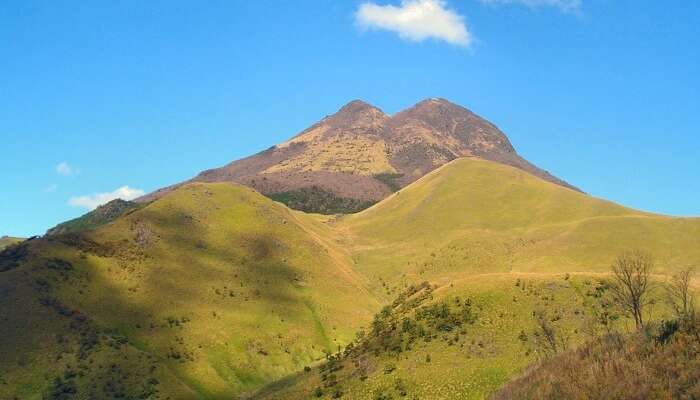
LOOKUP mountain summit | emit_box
[140,99,579,213]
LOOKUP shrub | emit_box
[493,319,700,400]
[383,363,396,374]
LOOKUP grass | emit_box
[0,183,377,399]
[334,158,700,294]
[251,274,686,400]
[0,235,23,250]
[2,157,699,399]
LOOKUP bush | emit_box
[383,363,396,374]
[493,319,700,400]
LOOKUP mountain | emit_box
[247,158,700,400]
[46,199,142,235]
[2,157,698,399]
[139,99,579,213]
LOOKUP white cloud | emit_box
[56,162,79,176]
[44,184,58,193]
[68,186,144,210]
[356,0,471,47]
[480,0,581,13]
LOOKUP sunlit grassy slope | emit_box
[251,274,690,400]
[250,157,700,399]
[0,183,377,399]
[2,157,699,400]
[336,158,700,296]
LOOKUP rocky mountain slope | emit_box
[140,99,579,213]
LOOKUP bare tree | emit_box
[609,250,654,331]
[665,267,695,322]
[531,310,568,358]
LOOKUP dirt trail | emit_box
[286,209,378,302]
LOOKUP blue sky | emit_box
[1,0,699,237]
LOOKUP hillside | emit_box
[336,158,700,294]
[2,157,699,399]
[249,158,700,399]
[493,320,700,399]
[250,275,695,400]
[0,183,377,399]
[139,99,579,213]
[46,199,143,235]
[0,235,23,250]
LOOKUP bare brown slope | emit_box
[138,98,579,212]
[385,98,579,190]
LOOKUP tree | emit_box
[665,267,696,323]
[531,309,568,358]
[609,250,654,331]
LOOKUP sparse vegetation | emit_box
[268,186,376,214]
[492,317,700,400]
[530,309,568,358]
[373,173,404,192]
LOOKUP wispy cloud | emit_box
[355,0,471,47]
[44,184,58,193]
[68,186,144,210]
[56,161,79,176]
[480,0,581,13]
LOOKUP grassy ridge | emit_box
[335,158,700,294]
[46,199,142,235]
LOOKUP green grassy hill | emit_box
[2,157,699,399]
[335,158,700,295]
[0,183,377,399]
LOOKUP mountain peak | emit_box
[141,97,580,213]
[321,99,388,130]
[418,97,453,105]
[408,97,472,114]
[335,99,384,116]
